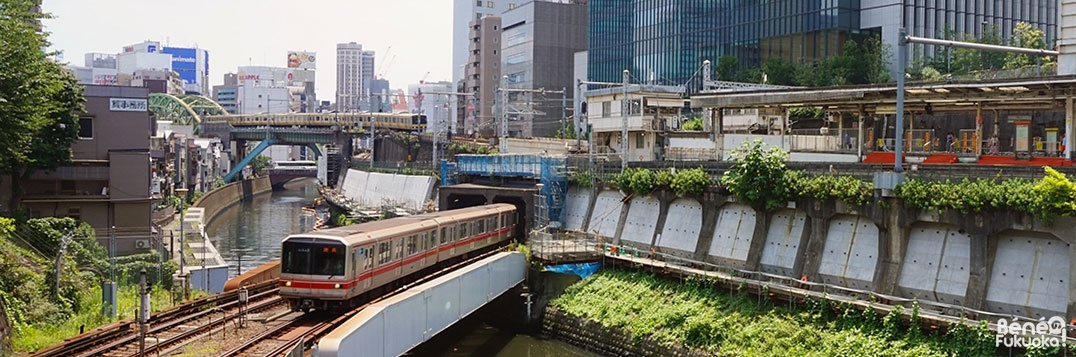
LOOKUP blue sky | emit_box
[41,0,453,99]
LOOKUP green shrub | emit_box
[670,168,712,196]
[720,140,793,210]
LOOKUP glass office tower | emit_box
[588,0,1057,91]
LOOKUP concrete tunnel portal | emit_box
[440,184,535,238]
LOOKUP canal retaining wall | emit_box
[561,184,1076,320]
[542,307,711,357]
[176,176,272,294]
[192,176,272,224]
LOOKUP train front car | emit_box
[279,235,351,312]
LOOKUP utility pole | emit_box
[138,268,149,357]
[622,69,630,173]
[176,188,188,301]
[500,75,509,153]
[416,90,474,170]
[561,87,567,140]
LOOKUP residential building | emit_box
[336,42,375,112]
[587,0,1057,89]
[462,15,502,138]
[584,84,684,162]
[501,1,587,137]
[20,85,155,254]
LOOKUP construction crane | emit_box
[419,71,430,84]
[376,54,396,79]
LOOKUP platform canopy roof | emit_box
[690,75,1076,114]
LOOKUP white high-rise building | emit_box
[452,0,512,85]
[336,42,375,112]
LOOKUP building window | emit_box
[486,1,493,8]
[476,0,481,5]
[636,132,645,148]
[509,3,516,9]
[602,102,611,118]
[506,71,525,83]
[506,53,525,65]
[78,117,93,139]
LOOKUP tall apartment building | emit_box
[587,0,1056,89]
[336,42,375,112]
[462,15,502,138]
[501,1,588,138]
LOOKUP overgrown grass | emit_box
[550,269,1006,356]
[14,284,175,353]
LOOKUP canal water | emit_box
[203,178,597,356]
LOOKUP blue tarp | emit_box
[545,262,601,279]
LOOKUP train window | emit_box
[378,241,391,265]
[460,223,468,240]
[428,232,437,250]
[362,246,373,271]
[477,219,485,234]
[440,227,448,244]
[282,240,345,276]
[407,235,417,256]
[395,239,403,259]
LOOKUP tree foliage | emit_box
[716,55,739,81]
[720,140,793,211]
[249,155,272,176]
[0,0,85,210]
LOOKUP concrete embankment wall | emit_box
[339,169,435,212]
[561,184,1076,320]
[543,307,711,357]
[193,176,272,225]
[183,176,271,293]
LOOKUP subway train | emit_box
[279,203,518,312]
[204,111,427,131]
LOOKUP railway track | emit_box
[219,245,510,357]
[32,280,280,357]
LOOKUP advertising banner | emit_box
[287,51,316,70]
[162,47,198,84]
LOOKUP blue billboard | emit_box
[162,47,198,85]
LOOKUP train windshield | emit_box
[414,115,427,125]
[282,239,346,276]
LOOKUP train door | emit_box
[394,237,403,277]
[360,244,373,290]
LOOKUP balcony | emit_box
[589,116,661,133]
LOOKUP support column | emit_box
[743,210,770,271]
[693,196,722,262]
[975,104,983,158]
[857,106,866,162]
[964,233,992,311]
[648,191,674,249]
[876,198,907,296]
[1067,96,1074,160]
[612,193,632,246]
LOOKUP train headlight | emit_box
[334,283,341,289]
[285,281,292,287]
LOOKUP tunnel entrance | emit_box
[445,193,487,210]
[439,183,536,237]
[492,195,527,240]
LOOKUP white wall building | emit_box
[116,51,172,76]
[336,42,375,112]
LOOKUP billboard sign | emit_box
[287,51,316,70]
[162,47,198,85]
[109,98,148,112]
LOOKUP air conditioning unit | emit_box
[135,240,151,250]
